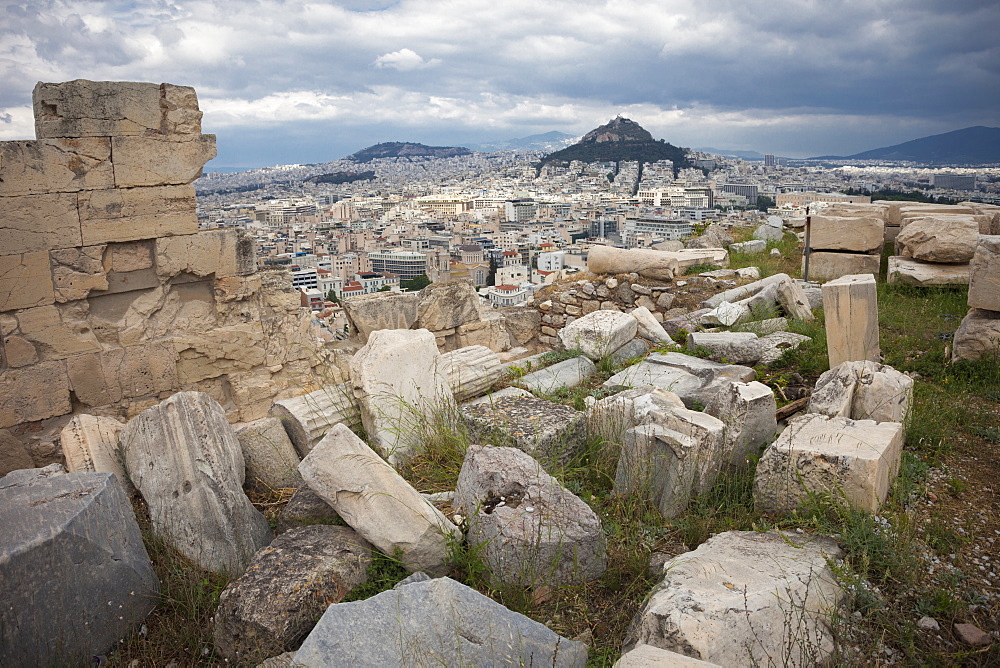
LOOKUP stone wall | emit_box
[0,80,326,448]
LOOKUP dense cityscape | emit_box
[192,143,999,336]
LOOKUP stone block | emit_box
[822,273,879,368]
[49,244,108,301]
[558,309,638,359]
[0,429,34,476]
[455,311,511,352]
[121,392,273,574]
[293,576,587,666]
[454,445,606,587]
[350,329,454,466]
[0,469,158,666]
[586,386,684,448]
[111,135,217,187]
[517,355,597,394]
[1,332,37,367]
[173,325,267,384]
[616,402,725,511]
[0,192,81,256]
[33,79,203,138]
[705,381,777,468]
[808,360,913,423]
[755,331,811,365]
[896,216,979,264]
[0,361,72,428]
[752,224,784,242]
[670,248,729,271]
[631,306,675,344]
[951,308,1000,362]
[614,645,721,667]
[298,423,460,576]
[809,215,884,252]
[154,227,256,279]
[803,251,879,282]
[213,525,372,664]
[275,484,342,534]
[0,251,55,311]
[60,414,129,491]
[236,417,303,490]
[0,137,113,196]
[341,290,420,342]
[270,383,361,457]
[588,245,679,281]
[730,239,766,254]
[8,304,101,360]
[968,235,1000,311]
[616,424,696,518]
[414,280,483,331]
[78,184,198,245]
[602,362,694,403]
[503,306,541,344]
[462,394,586,464]
[687,331,761,365]
[66,341,178,406]
[107,240,154,272]
[754,413,904,513]
[887,256,970,286]
[625,531,844,666]
[439,345,504,402]
[462,386,534,407]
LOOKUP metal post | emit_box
[803,205,812,282]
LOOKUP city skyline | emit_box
[2,0,998,169]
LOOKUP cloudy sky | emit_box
[2,0,998,169]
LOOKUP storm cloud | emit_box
[2,0,997,168]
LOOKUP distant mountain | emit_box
[810,126,1000,165]
[543,116,690,169]
[306,171,375,185]
[697,147,767,161]
[468,131,577,152]
[346,142,472,162]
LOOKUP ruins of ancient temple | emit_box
[0,80,328,446]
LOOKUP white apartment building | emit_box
[484,284,528,308]
[537,251,565,272]
[291,267,319,290]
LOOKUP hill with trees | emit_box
[542,116,690,172]
[346,142,472,163]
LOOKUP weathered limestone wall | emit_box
[0,80,325,446]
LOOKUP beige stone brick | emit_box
[155,228,256,279]
[50,245,108,302]
[67,340,177,406]
[111,135,217,187]
[822,273,880,368]
[2,334,38,367]
[0,360,72,428]
[0,138,113,196]
[0,251,55,311]
[13,304,102,360]
[968,235,1000,311]
[173,325,267,384]
[809,215,884,253]
[78,184,197,244]
[887,256,970,287]
[0,192,81,255]
[802,251,880,282]
[106,240,154,272]
[33,80,203,138]
[86,286,168,347]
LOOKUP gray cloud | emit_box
[1,0,998,165]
